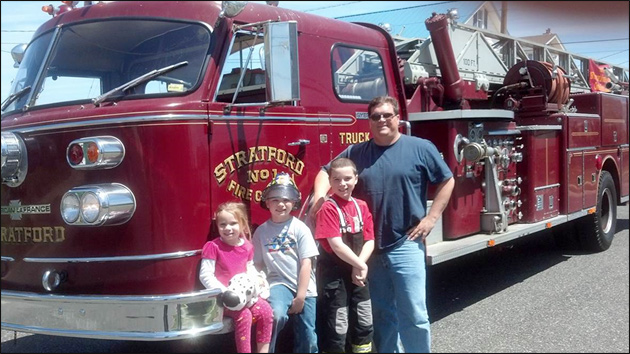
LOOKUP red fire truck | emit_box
[2,1,628,341]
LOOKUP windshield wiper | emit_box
[1,86,32,112]
[92,61,188,106]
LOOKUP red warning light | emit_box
[67,143,84,165]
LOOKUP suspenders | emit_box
[327,197,363,234]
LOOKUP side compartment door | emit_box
[623,146,630,199]
[583,151,599,208]
[567,151,584,213]
[567,115,601,212]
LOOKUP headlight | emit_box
[61,193,81,223]
[81,192,101,223]
[60,183,136,226]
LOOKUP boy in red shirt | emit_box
[315,157,375,353]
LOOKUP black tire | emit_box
[579,170,617,252]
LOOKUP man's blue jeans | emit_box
[267,284,318,353]
[368,239,431,353]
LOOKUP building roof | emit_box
[521,29,566,50]
[522,32,557,45]
[334,1,486,38]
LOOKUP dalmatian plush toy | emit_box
[221,271,270,311]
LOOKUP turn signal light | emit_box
[66,136,124,169]
[86,142,99,163]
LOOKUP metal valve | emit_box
[462,142,497,162]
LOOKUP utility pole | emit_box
[501,1,508,34]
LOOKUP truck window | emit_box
[332,45,387,102]
[2,19,211,113]
[215,32,267,104]
[37,76,102,105]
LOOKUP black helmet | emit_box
[260,172,301,210]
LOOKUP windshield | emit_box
[2,19,211,114]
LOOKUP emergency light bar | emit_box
[42,1,101,17]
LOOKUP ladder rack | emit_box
[396,21,629,93]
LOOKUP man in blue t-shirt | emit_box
[311,96,454,353]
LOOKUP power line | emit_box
[562,38,628,44]
[580,48,630,54]
[1,2,628,66]
[300,1,363,12]
[335,1,456,19]
[1,5,628,45]
[327,5,628,46]
[598,49,629,60]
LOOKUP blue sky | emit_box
[1,1,628,102]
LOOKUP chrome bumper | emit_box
[1,289,230,341]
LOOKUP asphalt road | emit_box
[2,205,628,353]
[429,204,629,353]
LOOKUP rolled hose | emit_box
[503,61,570,104]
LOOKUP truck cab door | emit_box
[207,22,318,226]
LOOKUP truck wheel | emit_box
[579,170,617,252]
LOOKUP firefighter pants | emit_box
[318,255,373,353]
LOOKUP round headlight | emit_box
[61,193,80,223]
[81,192,101,223]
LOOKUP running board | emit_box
[427,214,572,266]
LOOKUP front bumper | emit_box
[1,289,229,340]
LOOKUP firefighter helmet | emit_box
[260,172,301,210]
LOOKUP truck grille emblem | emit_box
[1,200,51,220]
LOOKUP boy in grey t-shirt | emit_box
[253,172,319,353]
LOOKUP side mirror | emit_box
[11,44,27,68]
[264,21,300,103]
